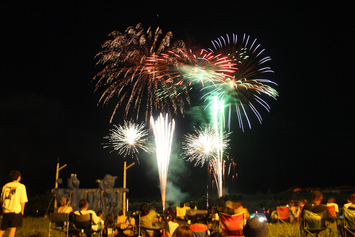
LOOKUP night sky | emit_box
[1,2,354,202]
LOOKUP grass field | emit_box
[0,217,341,237]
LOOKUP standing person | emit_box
[0,170,28,237]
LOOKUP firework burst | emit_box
[93,23,189,122]
[203,33,278,131]
[161,48,237,88]
[103,121,149,159]
[181,125,230,167]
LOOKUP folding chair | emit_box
[48,212,69,237]
[302,210,330,237]
[186,209,197,224]
[73,213,92,237]
[326,204,337,228]
[276,206,290,223]
[102,224,115,237]
[190,223,208,237]
[327,205,336,219]
[341,208,355,237]
[219,213,244,237]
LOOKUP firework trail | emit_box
[203,33,278,132]
[211,97,226,197]
[93,23,189,122]
[150,113,175,210]
[103,121,149,160]
[181,97,230,197]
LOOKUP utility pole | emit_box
[54,158,67,210]
[123,161,135,216]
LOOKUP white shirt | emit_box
[1,181,28,214]
[74,210,101,224]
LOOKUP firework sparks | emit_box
[103,121,149,159]
[203,33,278,132]
[93,23,189,122]
[182,97,230,198]
[211,97,226,197]
[181,125,230,167]
[150,113,175,210]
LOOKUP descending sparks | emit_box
[93,23,189,122]
[150,113,175,210]
[103,121,149,159]
[204,33,278,132]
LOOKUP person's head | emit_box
[233,201,242,209]
[118,209,124,216]
[97,210,103,218]
[172,225,194,237]
[328,197,335,203]
[190,201,195,209]
[348,194,355,204]
[165,213,175,222]
[281,200,288,206]
[140,203,150,216]
[167,207,173,214]
[312,191,323,204]
[243,217,269,237]
[9,170,21,181]
[60,196,70,207]
[225,201,233,209]
[105,214,114,226]
[79,199,88,210]
[180,202,185,208]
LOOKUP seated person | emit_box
[128,211,136,227]
[233,201,250,225]
[104,214,115,236]
[165,214,179,237]
[300,191,332,221]
[290,200,301,222]
[176,202,189,220]
[116,209,128,228]
[57,196,73,213]
[344,194,355,209]
[92,210,104,232]
[54,196,73,230]
[190,202,197,210]
[271,200,294,222]
[326,197,339,216]
[74,199,102,226]
[223,201,234,215]
[140,203,161,237]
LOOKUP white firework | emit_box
[103,121,149,158]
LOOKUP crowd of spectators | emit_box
[1,170,355,237]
